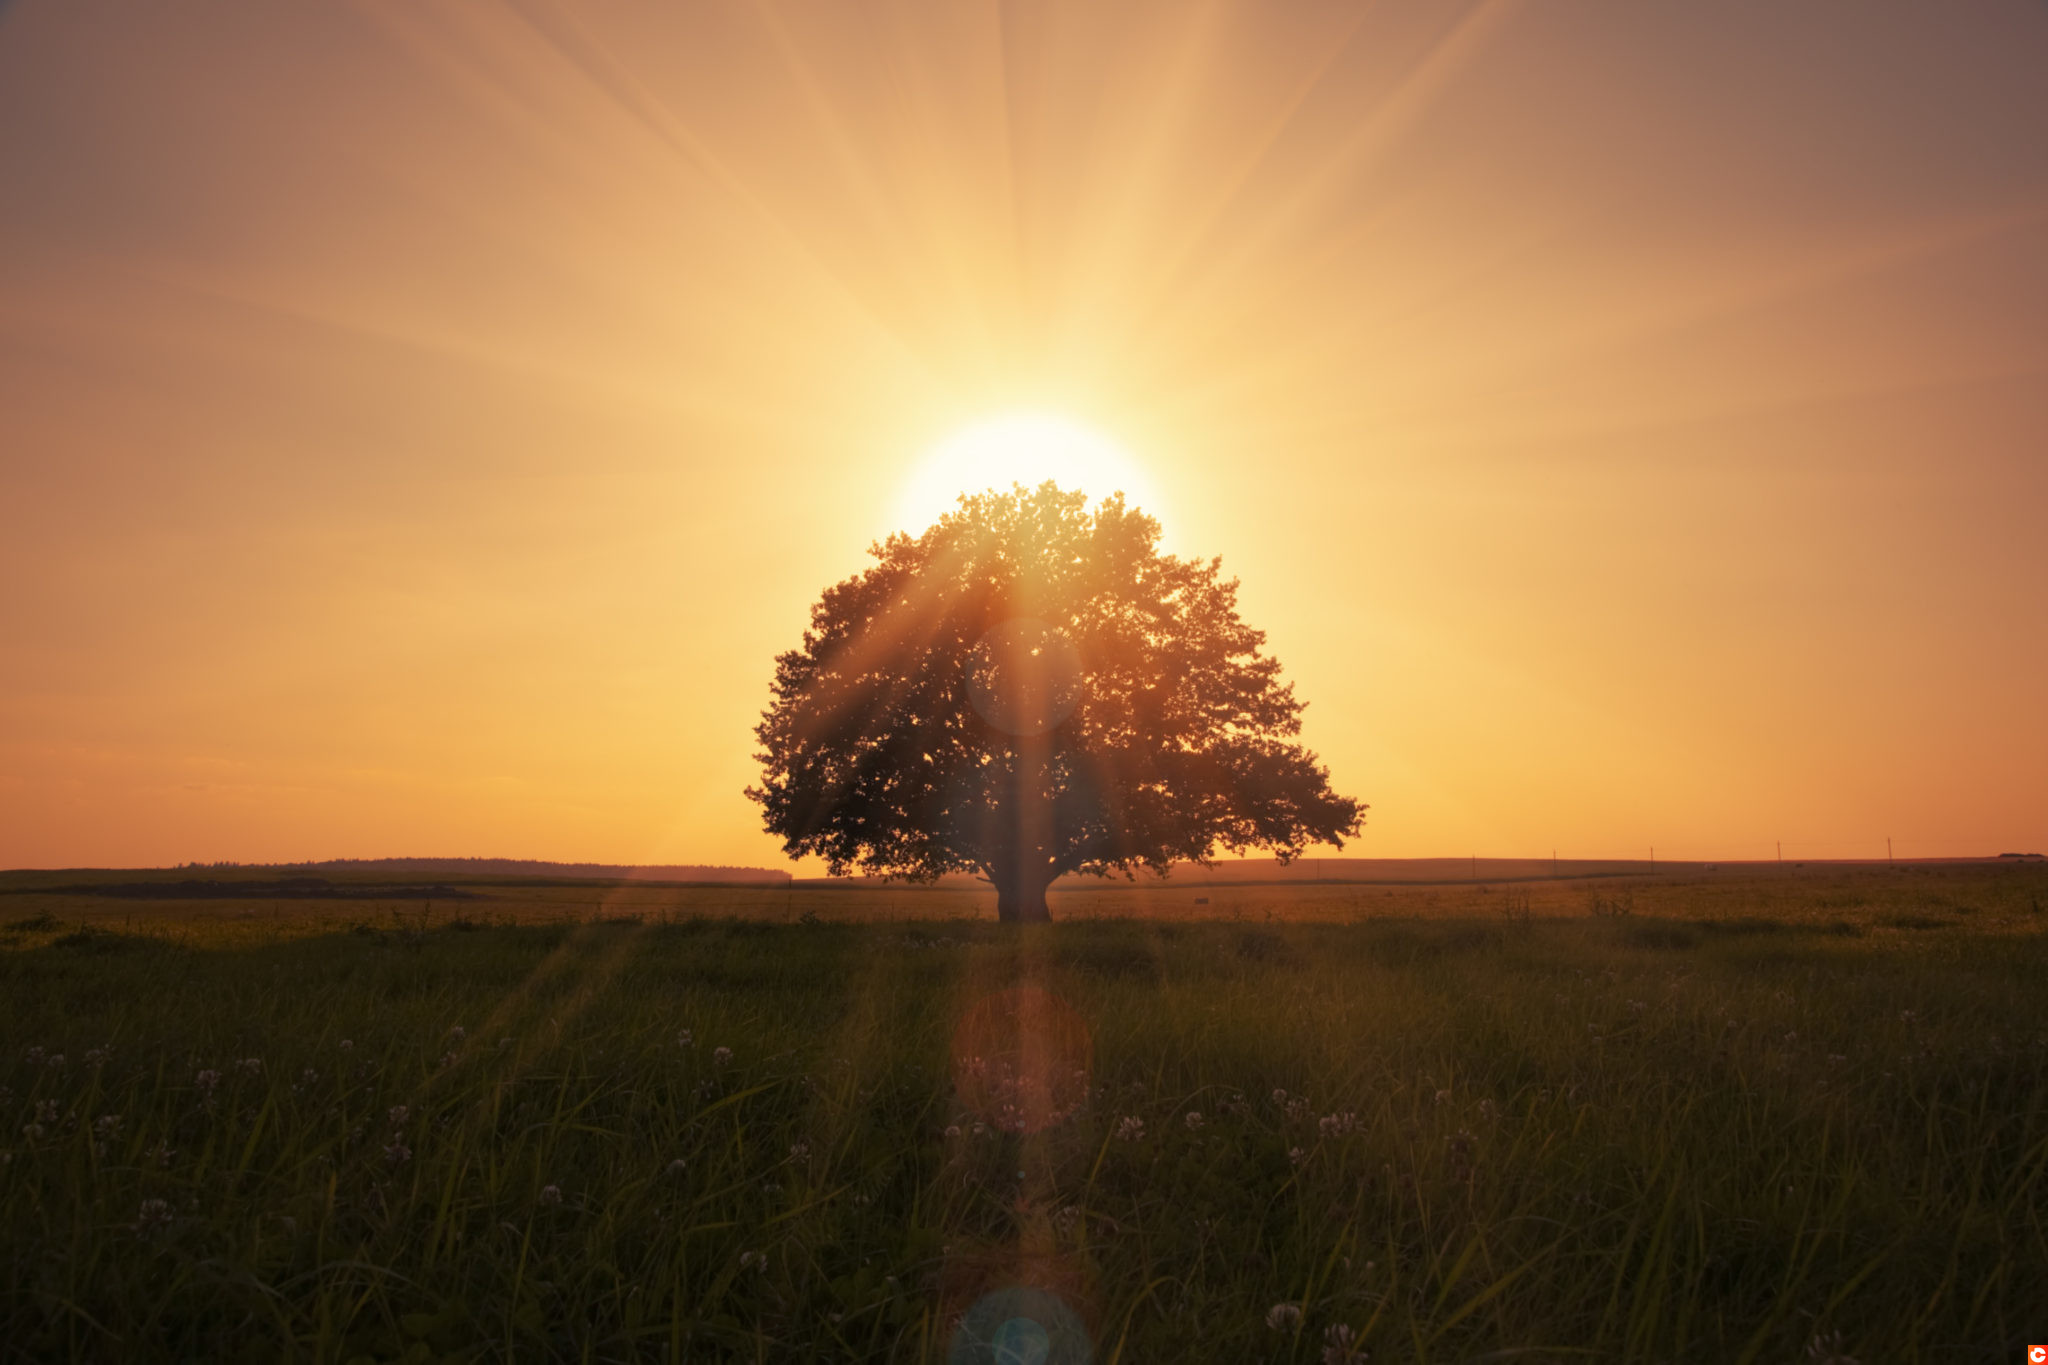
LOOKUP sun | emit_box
[895,411,1165,534]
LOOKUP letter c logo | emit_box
[2027,1346,2046,1364]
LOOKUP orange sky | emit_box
[3,2,2045,870]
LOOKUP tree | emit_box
[747,483,1364,921]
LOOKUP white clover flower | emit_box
[24,1047,43,1065]
[338,1039,353,1051]
[943,1125,962,1140]
[195,1069,221,1093]
[438,1051,458,1069]
[665,1159,687,1175]
[1114,1115,1145,1142]
[236,1058,262,1077]
[738,1249,766,1272]
[387,1105,409,1128]
[1184,1111,1204,1130]
[1271,1088,1288,1106]
[1322,1322,1366,1363]
[34,1100,58,1124]
[539,1184,563,1206]
[1265,1303,1302,1331]
[713,1047,733,1068]
[788,1141,810,1162]
[384,1139,411,1167]
[448,1026,465,1042]
[20,1123,44,1142]
[1288,1146,1308,1167]
[137,1198,172,1230]
[676,1030,693,1049]
[84,1047,110,1068]
[94,1115,123,1140]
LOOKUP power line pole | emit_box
[1887,836,1893,864]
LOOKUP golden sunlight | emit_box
[894,412,1166,535]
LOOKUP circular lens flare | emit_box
[896,412,1163,534]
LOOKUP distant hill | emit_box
[270,858,792,885]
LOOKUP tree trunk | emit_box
[993,866,1052,923]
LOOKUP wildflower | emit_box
[788,1141,810,1162]
[738,1249,767,1272]
[45,1054,66,1069]
[147,1140,175,1168]
[1052,1206,1082,1235]
[713,1047,733,1068]
[1318,1112,1359,1138]
[665,1159,687,1176]
[387,1105,409,1128]
[1184,1111,1205,1130]
[539,1184,563,1206]
[1322,1322,1367,1363]
[84,1047,109,1068]
[438,1051,458,1069]
[1265,1303,1302,1331]
[137,1198,172,1231]
[384,1139,411,1167]
[20,1124,44,1142]
[34,1100,58,1125]
[236,1058,263,1077]
[1447,1129,1477,1180]
[676,1030,693,1048]
[1806,1329,1859,1365]
[1475,1099,1496,1121]
[943,1125,962,1140]
[1898,1010,1916,1023]
[194,1069,221,1095]
[338,1039,353,1051]
[94,1115,123,1141]
[1114,1116,1145,1142]
[24,1047,44,1065]
[449,1026,466,1041]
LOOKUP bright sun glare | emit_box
[896,412,1165,535]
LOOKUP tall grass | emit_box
[1,899,2043,1361]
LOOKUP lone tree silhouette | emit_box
[748,483,1364,922]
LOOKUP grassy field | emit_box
[1,863,2043,1362]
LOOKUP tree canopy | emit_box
[747,483,1364,921]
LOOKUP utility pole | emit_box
[1777,840,1782,864]
[1553,849,1558,878]
[1471,854,1477,882]
[1650,846,1655,870]
[1887,836,1893,864]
